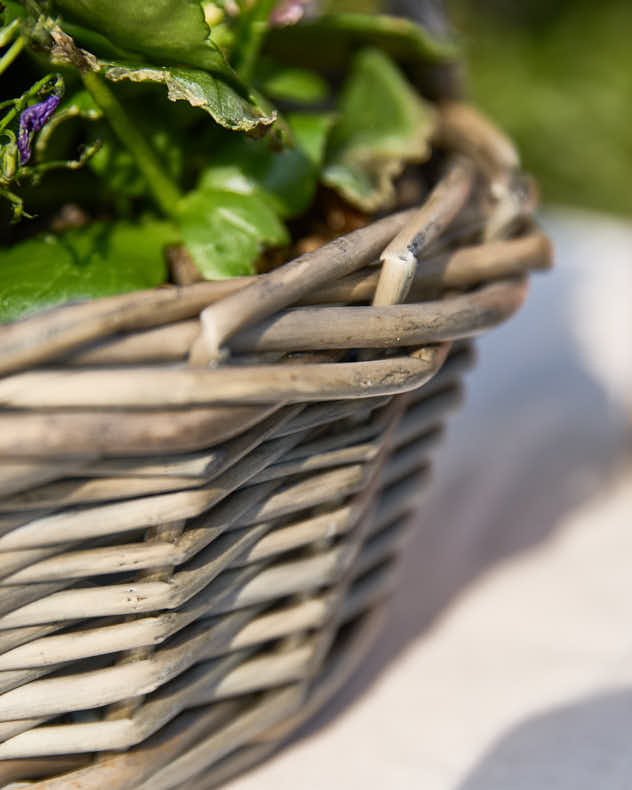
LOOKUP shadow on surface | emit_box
[457,688,632,790]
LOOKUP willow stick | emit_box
[436,101,520,180]
[192,207,417,362]
[0,346,449,409]
[373,157,475,306]
[229,278,527,354]
[53,233,549,366]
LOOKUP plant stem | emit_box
[82,71,182,218]
[235,0,277,83]
[0,19,20,48]
[0,35,25,78]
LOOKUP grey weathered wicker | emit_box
[0,103,550,788]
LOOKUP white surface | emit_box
[228,209,632,790]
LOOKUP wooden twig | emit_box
[229,278,527,353]
[373,157,475,306]
[0,404,281,458]
[0,345,449,409]
[51,233,549,366]
[0,279,252,376]
[191,208,418,362]
[436,101,520,181]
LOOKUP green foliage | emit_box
[265,12,457,70]
[322,48,435,210]
[454,0,632,215]
[0,220,174,322]
[0,1,26,27]
[0,74,100,222]
[177,187,289,279]
[34,90,102,158]
[88,124,183,201]
[287,112,336,169]
[232,0,278,81]
[0,1,456,320]
[198,112,334,217]
[102,63,276,133]
[178,112,333,277]
[256,59,329,105]
[52,0,235,75]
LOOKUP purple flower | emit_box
[17,94,61,165]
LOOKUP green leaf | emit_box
[289,112,336,168]
[53,18,139,63]
[265,12,458,71]
[177,110,335,279]
[197,112,334,218]
[103,63,276,134]
[177,188,289,279]
[87,125,184,201]
[78,89,185,202]
[257,59,329,105]
[0,1,27,27]
[52,0,236,78]
[322,48,436,211]
[0,220,174,323]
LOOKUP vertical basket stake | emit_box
[373,156,476,307]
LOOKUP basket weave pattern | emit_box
[0,105,550,788]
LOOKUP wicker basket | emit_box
[0,102,550,788]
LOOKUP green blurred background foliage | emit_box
[451,0,632,216]
[339,0,631,215]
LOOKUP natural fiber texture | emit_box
[0,104,550,788]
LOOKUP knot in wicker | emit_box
[0,103,550,789]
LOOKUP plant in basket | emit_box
[0,0,460,322]
[0,3,551,789]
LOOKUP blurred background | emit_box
[451,0,632,217]
[332,0,632,216]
